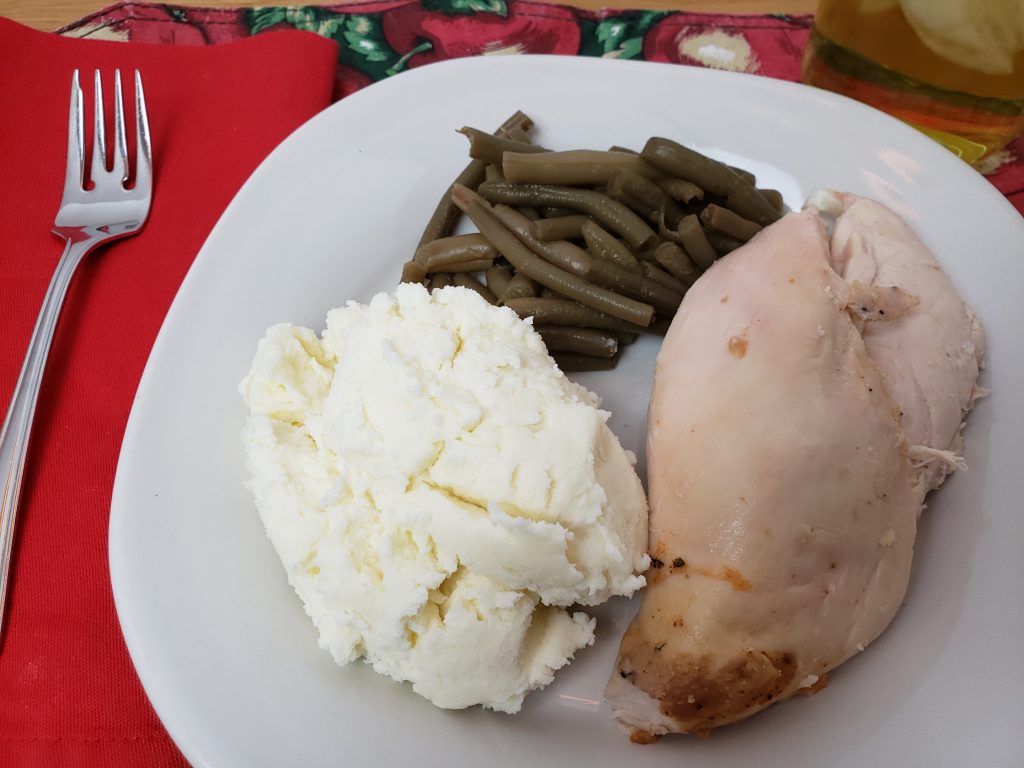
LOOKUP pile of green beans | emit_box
[398,113,784,372]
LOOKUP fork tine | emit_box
[89,70,107,182]
[111,70,128,184]
[64,70,84,192]
[133,70,152,196]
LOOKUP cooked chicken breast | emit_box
[815,191,987,491]
[606,197,985,741]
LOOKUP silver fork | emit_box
[0,70,153,644]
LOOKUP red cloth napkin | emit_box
[0,17,337,767]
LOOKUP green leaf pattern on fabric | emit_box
[334,14,407,79]
[584,11,668,59]
[422,0,508,16]
[248,7,350,39]
[248,7,405,80]
[247,7,288,35]
[342,15,392,63]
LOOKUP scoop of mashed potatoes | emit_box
[239,283,649,713]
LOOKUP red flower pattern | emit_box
[643,14,810,81]
[58,1,1022,214]
[381,1,580,67]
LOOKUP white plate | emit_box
[110,56,1024,768]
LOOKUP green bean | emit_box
[539,287,563,299]
[616,332,638,345]
[505,125,532,144]
[611,188,659,227]
[504,298,657,334]
[517,206,542,221]
[459,127,547,166]
[414,233,498,271]
[505,272,538,300]
[502,150,660,186]
[580,220,642,275]
[553,353,619,372]
[416,161,486,248]
[452,272,497,304]
[705,230,744,256]
[415,111,533,248]
[607,170,685,229]
[655,242,701,286]
[759,188,784,212]
[535,326,619,358]
[608,145,638,155]
[655,177,704,204]
[540,206,577,218]
[492,205,681,315]
[587,256,683,314]
[641,260,689,295]
[451,185,655,326]
[477,181,658,251]
[445,259,495,273]
[428,272,453,291]
[531,214,590,242]
[699,204,762,243]
[485,163,505,183]
[636,245,661,262]
[498,111,535,135]
[727,164,756,186]
[401,261,427,284]
[505,296,671,335]
[485,265,513,302]
[492,205,590,272]
[641,138,780,225]
[676,214,718,270]
[643,138,730,194]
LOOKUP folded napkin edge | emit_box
[0,14,340,58]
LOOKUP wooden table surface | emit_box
[2,0,816,33]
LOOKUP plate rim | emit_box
[108,54,1024,768]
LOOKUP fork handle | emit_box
[0,237,93,642]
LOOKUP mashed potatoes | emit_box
[239,284,649,712]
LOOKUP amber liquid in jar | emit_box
[802,0,1024,164]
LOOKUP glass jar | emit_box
[802,0,1024,165]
